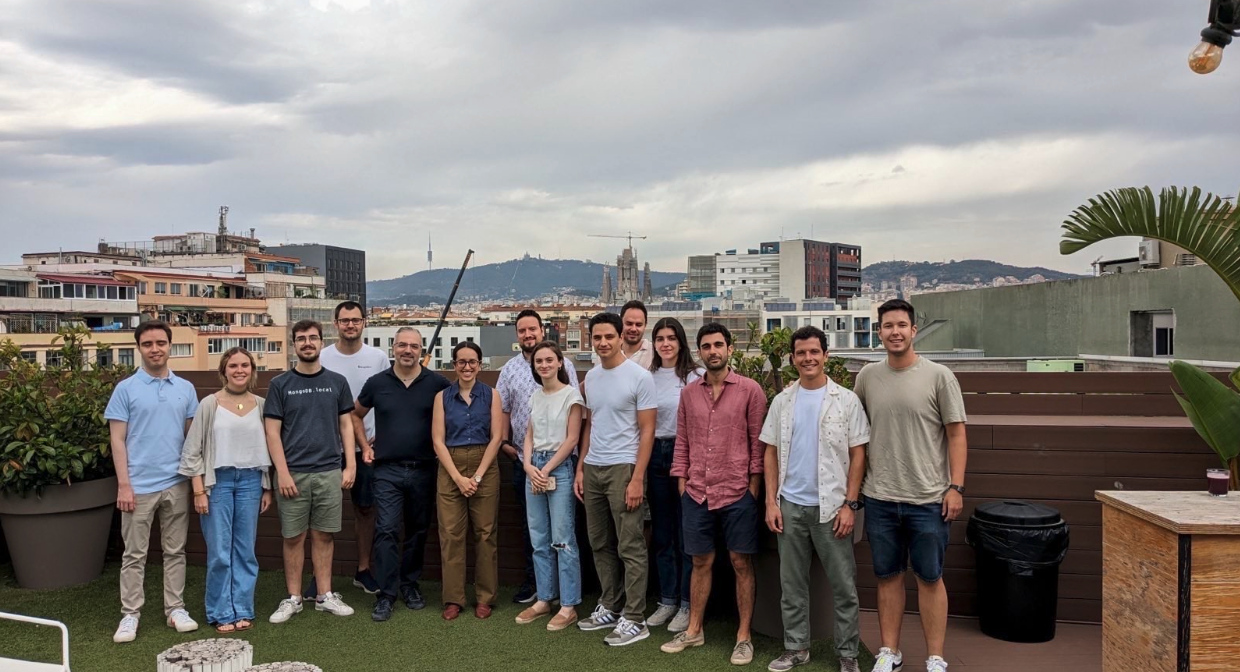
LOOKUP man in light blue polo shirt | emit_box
[105,320,201,644]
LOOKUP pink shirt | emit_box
[670,370,768,510]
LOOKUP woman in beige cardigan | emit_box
[179,347,273,633]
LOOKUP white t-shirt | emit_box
[529,385,586,453]
[782,385,826,506]
[652,366,703,439]
[583,359,657,467]
[211,409,272,471]
[320,343,391,442]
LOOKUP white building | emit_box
[760,299,878,350]
[715,250,780,300]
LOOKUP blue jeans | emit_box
[200,467,263,625]
[373,461,436,600]
[525,452,581,606]
[647,438,690,607]
[864,496,951,582]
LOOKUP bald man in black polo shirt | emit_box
[354,327,450,622]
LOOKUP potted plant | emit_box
[1062,185,1240,487]
[0,324,133,589]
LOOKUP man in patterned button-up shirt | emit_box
[496,309,580,604]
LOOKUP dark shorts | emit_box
[681,490,760,556]
[344,452,375,509]
[863,496,951,582]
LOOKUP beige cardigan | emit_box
[178,394,272,493]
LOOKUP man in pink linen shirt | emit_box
[661,323,767,666]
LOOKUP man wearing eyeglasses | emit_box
[266,319,358,623]
[312,301,391,599]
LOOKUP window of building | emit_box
[170,283,182,295]
[1131,310,1175,358]
[19,351,37,364]
[107,285,118,300]
[450,337,459,346]
[118,348,134,366]
[170,343,193,358]
[0,280,25,297]
[139,281,148,294]
[189,284,200,297]
[154,282,167,295]
[96,349,113,367]
[46,349,63,367]
[37,281,62,299]
[268,341,282,353]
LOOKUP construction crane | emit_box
[588,231,647,248]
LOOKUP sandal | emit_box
[234,619,252,631]
[214,623,236,633]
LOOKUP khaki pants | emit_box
[583,462,648,621]
[437,445,500,607]
[120,481,190,617]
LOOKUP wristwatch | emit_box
[844,499,863,511]
[947,484,965,495]
[473,474,483,484]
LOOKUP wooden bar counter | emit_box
[1097,490,1240,672]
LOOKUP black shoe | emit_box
[353,570,380,595]
[512,580,537,604]
[372,597,394,622]
[303,578,318,601]
[402,586,426,611]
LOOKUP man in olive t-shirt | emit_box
[854,299,967,672]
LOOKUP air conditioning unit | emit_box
[256,352,264,359]
[1138,240,1160,267]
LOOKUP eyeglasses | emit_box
[454,359,481,369]
[336,318,364,326]
[294,335,322,344]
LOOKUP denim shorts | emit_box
[864,496,951,582]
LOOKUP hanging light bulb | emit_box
[1189,40,1225,73]
[1191,0,1240,74]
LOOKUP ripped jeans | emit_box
[525,451,581,606]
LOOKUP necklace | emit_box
[223,389,249,410]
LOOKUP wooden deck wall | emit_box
[157,370,1226,623]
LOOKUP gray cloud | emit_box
[2,0,1239,281]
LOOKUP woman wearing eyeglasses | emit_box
[432,341,504,620]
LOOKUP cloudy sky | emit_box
[3,0,1238,280]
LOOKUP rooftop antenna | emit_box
[427,234,433,272]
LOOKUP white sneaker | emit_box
[925,656,948,672]
[667,605,691,633]
[113,615,139,643]
[269,596,303,624]
[647,603,679,627]
[871,647,903,672]
[314,592,354,616]
[166,608,199,633]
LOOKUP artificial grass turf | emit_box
[0,562,871,671]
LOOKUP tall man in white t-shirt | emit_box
[313,301,390,597]
[574,311,657,646]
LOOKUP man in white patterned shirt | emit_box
[496,309,580,604]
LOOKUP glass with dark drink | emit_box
[1207,468,1229,497]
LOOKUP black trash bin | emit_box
[966,500,1069,643]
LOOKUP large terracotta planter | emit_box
[0,475,117,589]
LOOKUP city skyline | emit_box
[3,1,1238,281]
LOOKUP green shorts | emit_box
[277,470,343,538]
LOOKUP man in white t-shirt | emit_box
[575,311,656,646]
[312,301,390,597]
[590,300,653,369]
